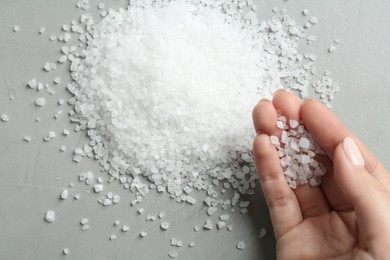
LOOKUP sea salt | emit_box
[160,222,170,230]
[65,0,334,206]
[23,135,32,142]
[35,97,46,107]
[236,241,246,250]
[45,210,55,223]
[1,114,10,122]
[60,189,69,200]
[203,219,213,230]
[271,116,326,188]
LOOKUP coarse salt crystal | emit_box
[35,97,46,107]
[45,210,55,223]
[236,241,246,250]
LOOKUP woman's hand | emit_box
[252,90,390,259]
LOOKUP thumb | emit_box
[334,136,390,238]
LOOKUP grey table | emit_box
[1,0,389,259]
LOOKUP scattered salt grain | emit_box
[81,224,90,231]
[23,135,32,142]
[27,79,38,89]
[39,27,46,34]
[309,16,318,24]
[62,129,70,136]
[139,231,147,237]
[158,211,165,218]
[45,210,55,223]
[219,214,229,221]
[146,214,156,221]
[109,235,117,241]
[1,114,10,122]
[114,220,120,226]
[160,222,170,230]
[240,208,248,214]
[44,131,56,142]
[217,221,226,229]
[112,195,120,204]
[168,250,178,258]
[189,242,195,247]
[328,45,337,53]
[74,193,81,200]
[203,219,213,230]
[63,248,70,255]
[207,207,218,216]
[60,189,69,200]
[54,110,63,119]
[302,9,310,16]
[122,225,130,232]
[53,77,61,84]
[170,238,177,246]
[259,227,267,238]
[62,24,70,31]
[43,62,52,71]
[35,97,46,107]
[237,241,246,250]
[93,184,103,193]
[58,55,68,63]
[103,198,112,206]
[13,25,20,32]
[80,218,88,225]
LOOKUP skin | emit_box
[252,90,390,260]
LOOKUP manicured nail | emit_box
[273,88,288,97]
[342,137,364,167]
[303,98,314,104]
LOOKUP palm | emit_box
[277,211,356,259]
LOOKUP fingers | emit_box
[333,137,390,238]
[301,99,390,187]
[272,90,331,218]
[252,98,279,136]
[300,100,364,211]
[253,134,302,239]
[272,90,301,120]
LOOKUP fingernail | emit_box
[303,98,314,104]
[342,137,364,167]
[273,88,287,96]
[259,98,270,103]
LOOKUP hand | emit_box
[252,90,390,259]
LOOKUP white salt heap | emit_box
[270,116,326,188]
[65,0,330,202]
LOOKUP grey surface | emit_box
[0,0,389,259]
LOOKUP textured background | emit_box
[0,0,389,259]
